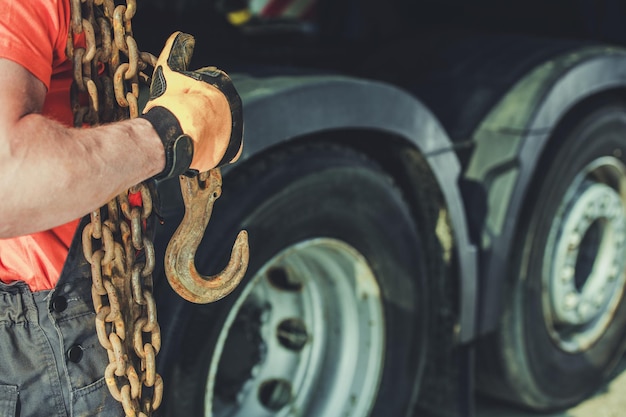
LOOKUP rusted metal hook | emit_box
[165,168,249,304]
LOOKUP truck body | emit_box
[134,1,626,416]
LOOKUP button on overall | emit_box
[67,345,83,363]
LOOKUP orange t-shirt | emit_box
[0,0,80,292]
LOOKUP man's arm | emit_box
[0,58,165,238]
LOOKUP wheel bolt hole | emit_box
[267,267,302,291]
[277,318,309,351]
[258,379,292,411]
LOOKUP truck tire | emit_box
[164,143,429,417]
[479,101,626,410]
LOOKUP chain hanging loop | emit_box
[68,0,161,415]
[69,1,250,414]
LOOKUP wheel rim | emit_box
[205,238,386,416]
[543,156,626,352]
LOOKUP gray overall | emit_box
[0,218,124,416]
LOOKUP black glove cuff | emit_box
[141,106,195,180]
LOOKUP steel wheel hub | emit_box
[206,238,385,417]
[544,157,626,352]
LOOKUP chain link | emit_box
[68,0,162,415]
[68,0,153,124]
[68,1,250,413]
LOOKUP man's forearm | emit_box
[0,115,164,238]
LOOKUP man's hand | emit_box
[141,32,243,178]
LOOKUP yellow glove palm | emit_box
[142,32,243,178]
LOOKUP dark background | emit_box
[133,0,626,71]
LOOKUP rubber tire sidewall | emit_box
[500,104,626,410]
[165,143,429,417]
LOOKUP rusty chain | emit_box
[68,0,156,126]
[81,184,163,416]
[67,0,162,415]
[68,1,250,414]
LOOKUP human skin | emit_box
[0,57,165,238]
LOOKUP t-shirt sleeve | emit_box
[0,0,69,89]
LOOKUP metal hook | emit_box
[165,168,249,304]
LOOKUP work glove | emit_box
[141,32,243,179]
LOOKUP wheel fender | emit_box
[232,73,452,155]
[230,73,479,342]
[468,46,626,334]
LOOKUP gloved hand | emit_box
[141,32,243,179]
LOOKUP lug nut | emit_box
[258,379,293,411]
[267,267,303,291]
[277,318,309,351]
